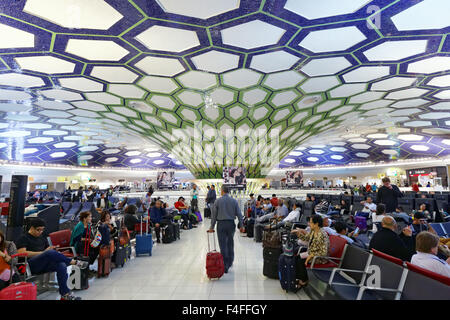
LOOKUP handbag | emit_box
[90,226,102,248]
[263,220,282,249]
[119,218,130,246]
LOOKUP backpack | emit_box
[162,224,175,243]
[189,213,198,225]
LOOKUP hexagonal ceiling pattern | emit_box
[0,0,449,178]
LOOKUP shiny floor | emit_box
[39,220,310,300]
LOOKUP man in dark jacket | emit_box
[149,199,168,243]
[206,185,217,208]
[369,216,415,261]
[377,177,403,213]
[96,192,109,209]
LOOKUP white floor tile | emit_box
[38,222,296,300]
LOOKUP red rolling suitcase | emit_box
[0,282,37,300]
[0,252,37,300]
[97,240,113,278]
[206,231,224,280]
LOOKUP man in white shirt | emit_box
[322,216,338,236]
[411,231,450,278]
[264,202,302,230]
[361,196,377,214]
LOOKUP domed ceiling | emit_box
[0,0,449,178]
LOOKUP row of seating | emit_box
[429,222,450,238]
[306,243,450,300]
[59,202,101,231]
[301,194,449,219]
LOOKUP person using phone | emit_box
[16,218,88,300]
[360,196,377,214]
[410,211,435,236]
[334,221,359,244]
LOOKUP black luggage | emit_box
[263,247,282,279]
[162,223,176,243]
[67,256,89,290]
[254,224,263,242]
[246,219,255,238]
[173,222,180,240]
[278,254,298,293]
[114,242,127,267]
[204,207,211,218]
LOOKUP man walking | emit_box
[206,185,217,209]
[208,185,245,273]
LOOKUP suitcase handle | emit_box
[207,231,217,252]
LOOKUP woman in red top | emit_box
[412,183,419,193]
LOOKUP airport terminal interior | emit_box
[0,0,449,301]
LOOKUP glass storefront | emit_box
[406,166,448,188]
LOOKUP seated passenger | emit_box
[174,197,190,230]
[417,203,432,221]
[322,217,338,236]
[410,211,434,236]
[264,201,301,230]
[261,198,273,215]
[70,211,99,264]
[338,199,350,216]
[369,216,414,262]
[270,194,279,208]
[0,231,20,290]
[390,206,411,224]
[333,221,359,244]
[124,205,147,236]
[16,218,88,300]
[371,203,387,233]
[276,199,289,219]
[357,196,377,218]
[252,195,264,217]
[149,200,169,243]
[290,215,330,289]
[411,231,450,278]
[117,197,128,210]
